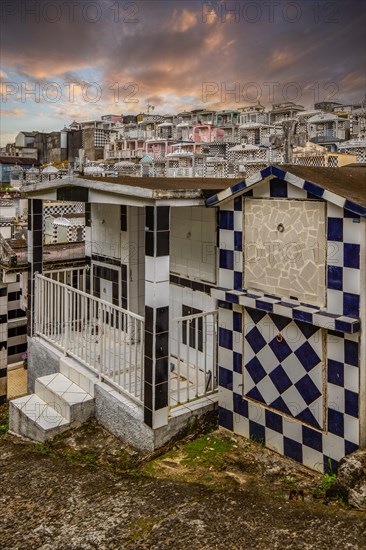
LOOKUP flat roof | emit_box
[0,156,39,165]
[0,241,85,272]
[21,165,366,213]
[22,174,237,203]
[77,175,234,191]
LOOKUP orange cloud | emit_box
[1,108,26,117]
[171,9,197,33]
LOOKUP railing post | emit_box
[33,272,39,336]
[98,302,103,380]
[170,310,219,406]
[213,312,218,390]
[64,288,71,355]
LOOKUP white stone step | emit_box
[9,393,69,443]
[59,356,97,397]
[35,373,94,423]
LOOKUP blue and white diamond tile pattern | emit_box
[243,309,324,430]
[217,303,360,472]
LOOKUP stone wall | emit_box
[27,338,61,393]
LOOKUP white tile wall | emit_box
[169,285,215,361]
[170,206,216,284]
[91,204,121,260]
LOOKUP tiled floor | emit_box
[7,367,28,399]
[101,357,214,406]
[169,356,216,406]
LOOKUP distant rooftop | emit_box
[0,156,39,165]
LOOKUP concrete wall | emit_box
[94,383,155,452]
[67,130,83,163]
[95,382,217,452]
[27,338,62,393]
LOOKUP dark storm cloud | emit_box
[1,0,365,111]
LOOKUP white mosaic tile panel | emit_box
[244,199,326,305]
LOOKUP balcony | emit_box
[309,130,346,143]
[212,135,241,144]
[167,167,193,177]
[106,150,139,160]
[35,269,218,408]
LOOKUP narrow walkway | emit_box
[7,367,28,399]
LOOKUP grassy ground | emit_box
[0,402,346,500]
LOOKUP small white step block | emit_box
[59,357,97,397]
[9,394,69,443]
[35,373,94,423]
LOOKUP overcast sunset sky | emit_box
[1,0,365,145]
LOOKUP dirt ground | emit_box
[0,405,365,550]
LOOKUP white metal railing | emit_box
[35,274,144,403]
[44,265,89,292]
[170,310,218,406]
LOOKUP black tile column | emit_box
[144,206,170,428]
[27,199,43,336]
[0,285,7,404]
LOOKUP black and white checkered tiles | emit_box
[43,203,84,216]
[217,302,360,473]
[341,146,366,164]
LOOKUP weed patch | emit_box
[0,405,9,435]
[181,435,234,470]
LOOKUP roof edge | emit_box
[205,165,366,217]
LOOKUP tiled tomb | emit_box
[208,166,365,472]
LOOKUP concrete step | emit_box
[9,394,69,443]
[9,364,96,443]
[35,373,94,424]
[59,356,97,397]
